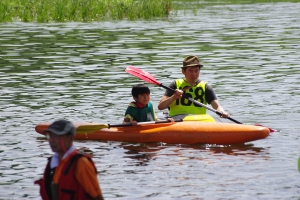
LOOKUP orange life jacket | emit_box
[35,153,97,200]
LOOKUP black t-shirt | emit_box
[163,80,217,104]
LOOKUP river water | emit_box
[0,2,299,200]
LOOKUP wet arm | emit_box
[210,100,229,118]
[206,84,229,118]
[158,90,183,110]
[123,115,137,126]
[158,95,175,110]
[123,116,132,123]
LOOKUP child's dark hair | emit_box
[131,84,150,98]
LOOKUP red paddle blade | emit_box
[125,66,160,86]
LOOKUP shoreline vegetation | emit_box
[0,0,172,22]
[1,0,299,23]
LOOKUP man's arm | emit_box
[158,81,183,110]
[206,84,229,118]
[75,157,104,200]
[210,100,229,118]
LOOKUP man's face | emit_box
[182,67,200,83]
[47,132,73,153]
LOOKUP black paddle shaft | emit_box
[159,84,243,124]
[108,119,183,128]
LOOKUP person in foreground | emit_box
[123,84,174,125]
[34,119,104,200]
[157,55,230,120]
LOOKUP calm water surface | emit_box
[0,2,299,200]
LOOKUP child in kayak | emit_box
[123,84,173,125]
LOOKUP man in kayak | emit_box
[34,119,104,200]
[157,55,230,120]
[123,84,174,125]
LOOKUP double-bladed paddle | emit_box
[125,66,276,132]
[74,115,216,134]
[75,119,182,134]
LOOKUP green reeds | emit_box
[2,0,299,22]
[0,0,172,22]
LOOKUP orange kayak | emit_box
[35,118,270,145]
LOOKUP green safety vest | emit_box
[125,102,155,122]
[169,79,207,117]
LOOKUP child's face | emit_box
[134,93,150,106]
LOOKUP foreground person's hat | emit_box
[182,55,203,68]
[43,119,75,135]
